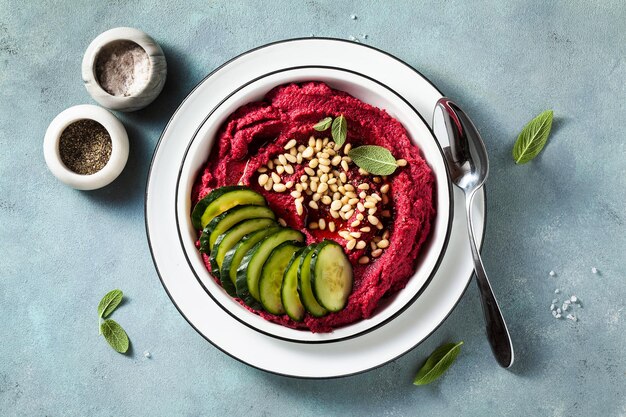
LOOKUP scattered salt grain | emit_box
[350,14,357,20]
[552,298,558,304]
[570,295,578,303]
[566,314,577,322]
[554,289,560,294]
[143,351,151,358]
[555,313,562,319]
[549,270,556,277]
[550,304,555,311]
[556,308,561,314]
[552,310,558,317]
[591,267,598,274]
[562,304,569,311]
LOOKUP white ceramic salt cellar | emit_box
[44,105,129,190]
[82,27,167,112]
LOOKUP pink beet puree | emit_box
[192,81,435,333]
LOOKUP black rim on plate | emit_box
[145,37,487,379]
[174,64,454,344]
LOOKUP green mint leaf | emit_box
[98,289,123,318]
[100,319,129,353]
[512,110,554,164]
[313,117,333,131]
[413,341,463,386]
[331,115,347,146]
[348,145,398,175]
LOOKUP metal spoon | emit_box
[433,97,514,368]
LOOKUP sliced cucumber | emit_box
[221,227,281,296]
[236,228,305,309]
[297,244,328,317]
[210,218,277,295]
[200,205,275,253]
[259,241,304,315]
[310,240,353,312]
[281,248,307,322]
[191,186,266,229]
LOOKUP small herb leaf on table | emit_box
[413,341,463,386]
[100,319,130,353]
[98,289,123,318]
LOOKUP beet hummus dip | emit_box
[192,81,435,333]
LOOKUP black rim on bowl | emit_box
[145,37,486,378]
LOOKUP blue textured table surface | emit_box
[1,1,624,416]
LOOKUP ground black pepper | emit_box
[59,120,112,175]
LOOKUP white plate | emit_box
[175,66,453,343]
[146,38,485,378]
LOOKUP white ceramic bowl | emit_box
[82,27,167,112]
[43,104,129,190]
[175,67,452,343]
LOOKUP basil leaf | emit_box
[331,115,347,146]
[348,145,397,175]
[313,117,333,131]
[512,110,554,164]
[100,319,129,353]
[97,289,123,318]
[413,341,463,386]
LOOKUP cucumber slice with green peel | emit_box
[221,227,281,295]
[210,218,277,295]
[200,205,275,253]
[297,244,328,317]
[191,186,266,229]
[281,248,307,322]
[237,228,305,309]
[259,241,304,315]
[310,240,353,312]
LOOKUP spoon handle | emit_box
[465,190,515,368]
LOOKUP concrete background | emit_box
[1,0,624,416]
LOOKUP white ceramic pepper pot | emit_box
[44,105,129,190]
[82,27,167,112]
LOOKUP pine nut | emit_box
[308,137,316,147]
[356,213,364,221]
[341,204,352,212]
[276,165,285,174]
[258,174,269,186]
[356,240,366,250]
[344,143,352,154]
[338,231,351,239]
[284,164,294,175]
[345,209,354,219]
[360,226,371,233]
[257,166,268,173]
[368,215,380,225]
[381,184,390,194]
[351,220,361,228]
[271,172,281,183]
[285,181,294,189]
[315,138,323,151]
[377,239,390,249]
[359,191,367,199]
[339,172,347,183]
[295,183,303,192]
[273,183,286,192]
[320,173,329,183]
[341,160,349,171]
[346,239,357,250]
[302,147,314,159]
[358,183,369,190]
[319,165,331,173]
[317,182,329,193]
[295,199,303,216]
[396,159,407,167]
[278,218,287,227]
[368,207,377,215]
[330,210,340,219]
[357,202,365,212]
[358,256,370,264]
[328,221,336,232]
[344,184,355,192]
[285,153,297,164]
[318,218,326,230]
[371,249,383,258]
[298,145,307,152]
[267,160,274,169]
[309,222,319,229]
[296,153,303,164]
[349,231,361,239]
[382,210,391,217]
[330,200,342,211]
[308,200,319,210]
[277,154,287,165]
[284,139,297,150]
[321,195,332,205]
[348,198,359,206]
[291,190,301,198]
[331,155,342,166]
[364,201,376,209]
[383,230,390,240]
